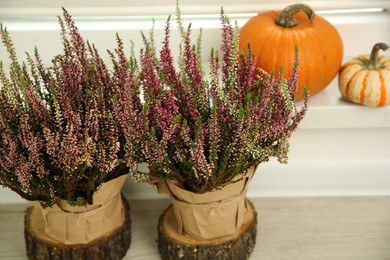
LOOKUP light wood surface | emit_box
[0,196,389,260]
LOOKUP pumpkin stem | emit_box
[275,3,315,28]
[368,42,389,70]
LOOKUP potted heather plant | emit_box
[117,3,308,259]
[0,9,131,259]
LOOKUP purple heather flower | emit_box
[0,9,128,207]
[121,6,308,193]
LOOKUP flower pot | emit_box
[24,173,131,260]
[156,168,257,260]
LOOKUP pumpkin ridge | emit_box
[304,28,328,93]
[359,73,369,104]
[345,70,361,98]
[273,30,284,75]
[314,20,342,77]
[256,25,281,70]
[240,12,279,57]
[378,71,387,106]
[275,30,296,77]
[339,62,359,74]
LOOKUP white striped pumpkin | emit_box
[338,42,390,107]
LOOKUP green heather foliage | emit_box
[116,4,309,193]
[0,9,127,207]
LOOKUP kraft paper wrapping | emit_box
[156,168,255,240]
[31,174,128,245]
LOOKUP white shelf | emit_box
[298,79,390,129]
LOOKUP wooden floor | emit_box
[0,196,390,260]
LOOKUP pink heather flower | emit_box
[0,9,128,207]
[122,5,308,193]
[15,161,31,191]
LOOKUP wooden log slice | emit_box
[24,195,131,260]
[158,200,257,260]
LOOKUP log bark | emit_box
[24,195,131,260]
[158,200,257,260]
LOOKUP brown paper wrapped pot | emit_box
[156,167,258,260]
[156,167,255,240]
[24,173,132,259]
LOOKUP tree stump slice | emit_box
[158,200,257,260]
[24,195,131,260]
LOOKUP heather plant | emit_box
[117,6,308,193]
[0,9,128,207]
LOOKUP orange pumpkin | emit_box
[338,43,390,107]
[239,3,343,101]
